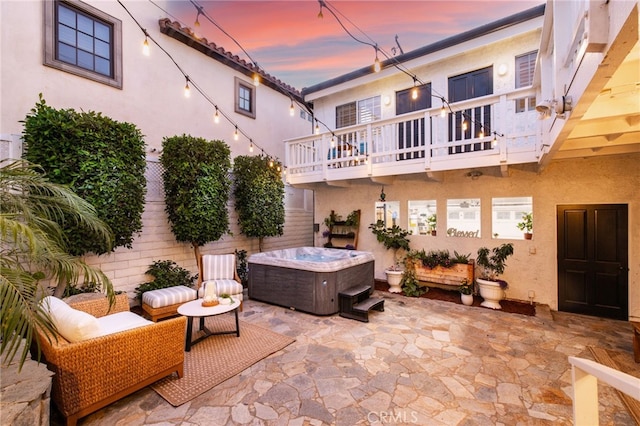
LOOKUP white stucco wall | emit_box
[0,0,314,299]
[313,153,639,319]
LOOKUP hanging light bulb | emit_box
[142,36,150,56]
[317,3,323,18]
[194,11,201,27]
[411,87,418,100]
[479,127,484,138]
[492,133,498,147]
[314,121,320,135]
[289,100,295,116]
[234,126,239,141]
[330,137,335,148]
[214,107,220,124]
[373,47,381,73]
[269,159,274,168]
[249,142,254,153]
[283,167,287,175]
[462,119,468,131]
[277,165,281,172]
[440,101,446,118]
[253,73,260,87]
[184,77,191,98]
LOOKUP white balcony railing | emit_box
[569,356,640,425]
[285,90,542,185]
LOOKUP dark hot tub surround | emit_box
[248,247,375,315]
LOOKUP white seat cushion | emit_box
[198,279,243,298]
[97,311,153,336]
[141,285,197,308]
[40,296,102,342]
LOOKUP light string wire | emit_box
[117,0,283,167]
[186,0,318,130]
[319,0,505,140]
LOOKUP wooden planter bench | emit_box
[413,261,474,290]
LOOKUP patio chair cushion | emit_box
[97,311,154,336]
[199,279,244,298]
[201,254,236,280]
[40,296,102,343]
[141,285,197,309]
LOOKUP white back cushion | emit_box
[202,254,235,280]
[40,296,102,342]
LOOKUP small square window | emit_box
[44,0,122,88]
[235,77,256,119]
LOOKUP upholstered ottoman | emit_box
[142,286,197,322]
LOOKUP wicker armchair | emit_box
[36,294,186,426]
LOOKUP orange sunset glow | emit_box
[166,0,544,90]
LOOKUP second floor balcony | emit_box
[285,88,544,186]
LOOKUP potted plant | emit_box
[427,214,437,236]
[517,212,533,239]
[458,279,474,306]
[476,243,514,309]
[369,221,412,293]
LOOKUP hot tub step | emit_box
[353,297,384,313]
[339,285,383,322]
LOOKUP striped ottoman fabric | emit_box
[142,286,197,309]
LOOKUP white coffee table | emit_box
[177,298,241,352]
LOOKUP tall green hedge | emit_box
[160,135,231,257]
[21,96,146,255]
[233,156,284,251]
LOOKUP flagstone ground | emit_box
[54,291,637,425]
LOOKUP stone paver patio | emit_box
[56,291,637,425]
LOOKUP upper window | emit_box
[448,66,493,102]
[396,84,431,115]
[335,96,381,128]
[515,51,537,88]
[44,0,122,88]
[235,77,256,118]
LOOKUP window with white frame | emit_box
[44,0,122,88]
[235,77,256,118]
[515,51,537,88]
[335,96,381,128]
[514,51,537,113]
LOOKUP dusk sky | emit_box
[165,1,544,90]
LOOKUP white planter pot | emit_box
[385,270,403,293]
[477,278,504,309]
[461,293,474,306]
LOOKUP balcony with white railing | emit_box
[285,89,543,186]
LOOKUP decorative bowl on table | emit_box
[218,297,233,305]
[201,296,219,307]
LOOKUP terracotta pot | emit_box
[524,232,532,240]
[477,278,504,309]
[385,270,403,293]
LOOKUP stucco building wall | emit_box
[313,153,639,318]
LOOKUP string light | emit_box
[440,99,446,118]
[462,119,468,132]
[314,120,320,135]
[479,127,484,138]
[269,159,274,168]
[253,73,260,86]
[411,86,418,100]
[373,46,381,73]
[142,36,150,56]
[234,126,239,141]
[317,1,323,18]
[289,100,295,116]
[184,76,191,98]
[249,141,254,152]
[214,107,220,124]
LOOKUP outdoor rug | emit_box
[152,316,295,406]
[588,346,640,424]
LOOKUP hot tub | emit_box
[248,247,375,315]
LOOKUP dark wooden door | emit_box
[557,204,628,320]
